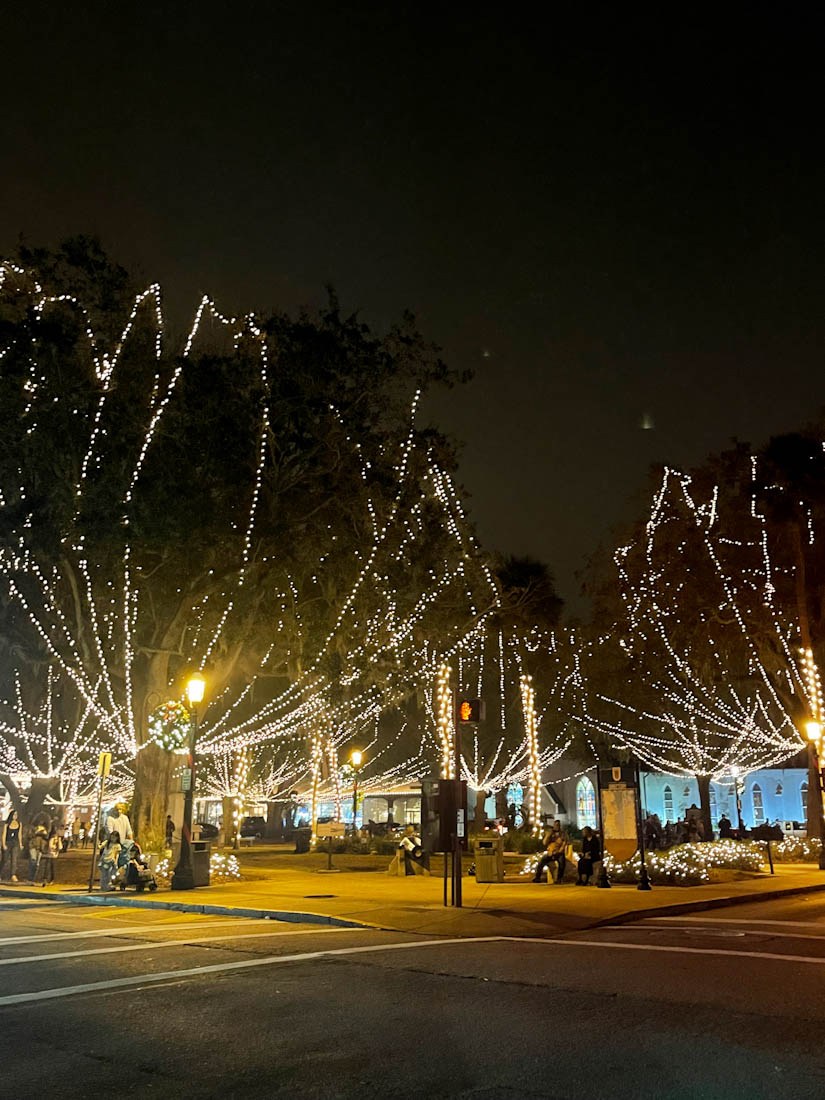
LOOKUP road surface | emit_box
[1,892,824,1097]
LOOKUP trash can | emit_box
[192,841,211,887]
[474,834,505,883]
[294,827,312,854]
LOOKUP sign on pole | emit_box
[97,751,112,778]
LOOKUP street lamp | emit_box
[172,672,206,891]
[801,720,825,870]
[349,749,363,835]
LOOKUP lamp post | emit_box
[730,765,744,836]
[172,672,206,891]
[802,720,825,870]
[349,749,363,836]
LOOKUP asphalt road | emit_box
[1,893,824,1099]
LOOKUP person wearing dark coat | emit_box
[576,826,601,885]
[717,814,733,839]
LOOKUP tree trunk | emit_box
[473,788,488,830]
[807,744,823,840]
[495,788,508,823]
[695,774,713,841]
[131,743,173,850]
[0,774,60,828]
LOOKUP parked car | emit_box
[240,815,266,838]
[195,822,219,839]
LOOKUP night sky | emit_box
[4,5,825,612]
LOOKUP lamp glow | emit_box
[186,673,206,705]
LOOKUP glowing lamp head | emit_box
[730,765,740,778]
[350,750,363,768]
[186,673,206,705]
[459,701,472,722]
[804,720,822,743]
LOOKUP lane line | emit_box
[0,937,505,1007]
[600,925,825,944]
[644,916,825,931]
[0,918,265,947]
[0,925,368,967]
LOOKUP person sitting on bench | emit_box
[533,820,569,883]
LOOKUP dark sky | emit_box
[4,5,825,612]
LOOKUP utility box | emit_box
[192,841,211,887]
[474,834,505,883]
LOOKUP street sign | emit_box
[97,751,112,778]
[316,821,346,837]
[181,768,192,792]
[456,808,465,838]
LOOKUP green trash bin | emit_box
[192,841,211,887]
[474,834,504,883]
[294,827,312,854]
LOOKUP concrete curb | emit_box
[589,879,825,929]
[0,887,374,930]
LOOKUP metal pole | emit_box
[595,766,611,889]
[352,774,358,835]
[172,702,198,890]
[453,714,462,908]
[87,772,105,893]
[635,762,652,891]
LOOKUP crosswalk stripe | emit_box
[0,936,504,1007]
[0,917,263,947]
[524,937,825,964]
[0,924,366,967]
[644,916,825,931]
[601,924,825,944]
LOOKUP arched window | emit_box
[663,785,674,822]
[576,777,597,829]
[710,784,718,822]
[801,781,808,821]
[752,783,764,825]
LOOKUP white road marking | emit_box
[602,924,825,944]
[528,937,825,965]
[644,916,825,931]
[0,925,367,967]
[0,936,505,1006]
[0,917,271,947]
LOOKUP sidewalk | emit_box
[3,862,824,938]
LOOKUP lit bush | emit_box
[773,836,823,862]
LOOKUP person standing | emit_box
[28,821,49,883]
[1,810,22,882]
[165,815,175,848]
[40,824,60,886]
[105,804,133,845]
[98,831,121,891]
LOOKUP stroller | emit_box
[114,842,158,893]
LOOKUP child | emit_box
[40,824,61,885]
[98,830,121,891]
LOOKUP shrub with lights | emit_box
[153,851,242,886]
[774,836,823,862]
[522,840,767,885]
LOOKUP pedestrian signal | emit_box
[457,698,485,723]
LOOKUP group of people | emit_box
[1,810,64,885]
[0,801,151,891]
[533,821,602,885]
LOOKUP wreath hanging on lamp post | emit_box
[147,700,193,753]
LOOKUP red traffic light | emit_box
[457,698,484,723]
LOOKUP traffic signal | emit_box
[456,698,485,723]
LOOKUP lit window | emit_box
[576,777,597,829]
[801,781,808,821]
[752,783,764,825]
[663,785,674,823]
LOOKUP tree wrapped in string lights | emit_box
[0,240,498,838]
[576,462,809,838]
